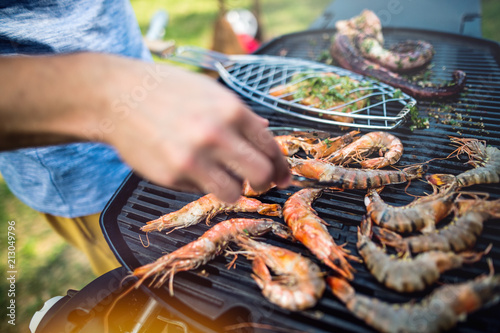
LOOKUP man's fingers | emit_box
[236,108,291,187]
[211,128,275,192]
[124,136,243,202]
[186,156,243,203]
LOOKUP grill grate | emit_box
[102,28,500,333]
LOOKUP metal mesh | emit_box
[171,46,416,129]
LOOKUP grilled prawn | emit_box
[133,218,291,295]
[427,137,500,188]
[241,180,276,197]
[287,157,425,190]
[365,183,457,234]
[308,130,360,159]
[328,269,500,333]
[283,188,357,279]
[376,197,500,254]
[357,217,487,293]
[141,193,282,233]
[274,134,318,156]
[325,131,403,169]
[235,236,325,311]
[274,130,360,159]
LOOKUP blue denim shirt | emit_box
[0,0,152,217]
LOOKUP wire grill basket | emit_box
[166,46,416,130]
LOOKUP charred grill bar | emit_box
[101,28,500,332]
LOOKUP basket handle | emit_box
[396,100,416,121]
[160,45,232,71]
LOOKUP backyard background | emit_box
[1,1,499,332]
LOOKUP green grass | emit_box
[482,0,500,42]
[1,2,499,332]
[131,0,332,47]
[0,176,94,333]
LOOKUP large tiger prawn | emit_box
[365,183,457,234]
[427,137,500,188]
[141,193,282,233]
[328,266,500,333]
[235,236,325,311]
[133,218,291,295]
[287,157,425,190]
[283,188,358,280]
[357,217,488,293]
[325,131,404,169]
[376,196,500,254]
[274,130,360,158]
[104,218,292,333]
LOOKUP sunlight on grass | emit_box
[0,176,94,333]
[131,0,331,48]
[259,1,331,39]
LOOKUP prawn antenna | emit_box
[424,155,455,164]
[403,178,413,194]
[139,232,151,248]
[454,191,490,203]
[487,258,495,276]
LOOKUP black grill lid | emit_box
[101,28,500,333]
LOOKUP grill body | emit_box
[101,28,500,333]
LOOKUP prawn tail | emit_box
[338,241,362,263]
[326,276,355,303]
[426,173,457,186]
[402,164,427,180]
[325,253,356,280]
[373,226,408,254]
[360,157,386,169]
[257,203,283,217]
[271,223,294,240]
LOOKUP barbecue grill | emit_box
[91,27,500,333]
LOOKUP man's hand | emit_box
[0,53,290,202]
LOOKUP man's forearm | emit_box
[0,53,108,150]
[0,52,291,202]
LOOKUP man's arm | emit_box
[0,54,99,149]
[0,53,290,202]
